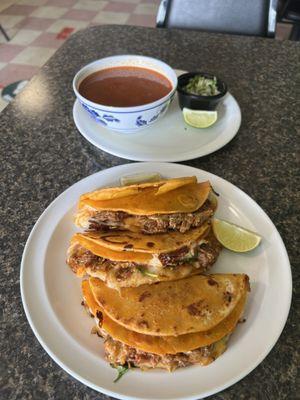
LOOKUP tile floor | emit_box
[0,0,160,111]
[0,1,293,112]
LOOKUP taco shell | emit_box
[78,181,211,215]
[82,279,247,355]
[89,274,250,336]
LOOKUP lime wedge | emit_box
[183,108,217,128]
[120,172,162,186]
[212,219,262,252]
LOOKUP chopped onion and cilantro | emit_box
[184,75,220,96]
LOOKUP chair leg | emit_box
[0,25,10,41]
[290,24,300,40]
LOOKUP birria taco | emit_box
[82,274,250,371]
[67,222,222,288]
[74,177,218,234]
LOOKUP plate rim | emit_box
[20,162,292,400]
[72,93,241,162]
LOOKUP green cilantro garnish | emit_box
[138,267,158,278]
[111,364,129,383]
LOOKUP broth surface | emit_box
[79,66,172,107]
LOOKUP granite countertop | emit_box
[0,25,299,399]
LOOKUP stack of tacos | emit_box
[66,176,249,372]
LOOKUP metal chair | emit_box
[157,0,278,37]
[0,25,10,41]
[278,0,300,40]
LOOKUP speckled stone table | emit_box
[1,25,299,400]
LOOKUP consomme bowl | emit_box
[73,55,177,133]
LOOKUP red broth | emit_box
[79,66,172,107]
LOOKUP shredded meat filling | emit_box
[158,246,190,266]
[104,335,227,371]
[68,246,138,278]
[68,245,101,275]
[87,200,214,234]
[67,231,222,277]
[197,233,222,268]
[88,211,127,231]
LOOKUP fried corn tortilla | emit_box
[69,222,211,267]
[80,176,196,201]
[76,180,211,217]
[70,233,152,264]
[83,262,208,289]
[89,274,250,336]
[82,279,247,355]
[75,222,210,254]
[67,227,222,288]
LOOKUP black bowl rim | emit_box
[177,71,228,100]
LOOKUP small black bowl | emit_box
[177,72,227,111]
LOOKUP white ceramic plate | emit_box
[21,162,291,400]
[72,71,241,162]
